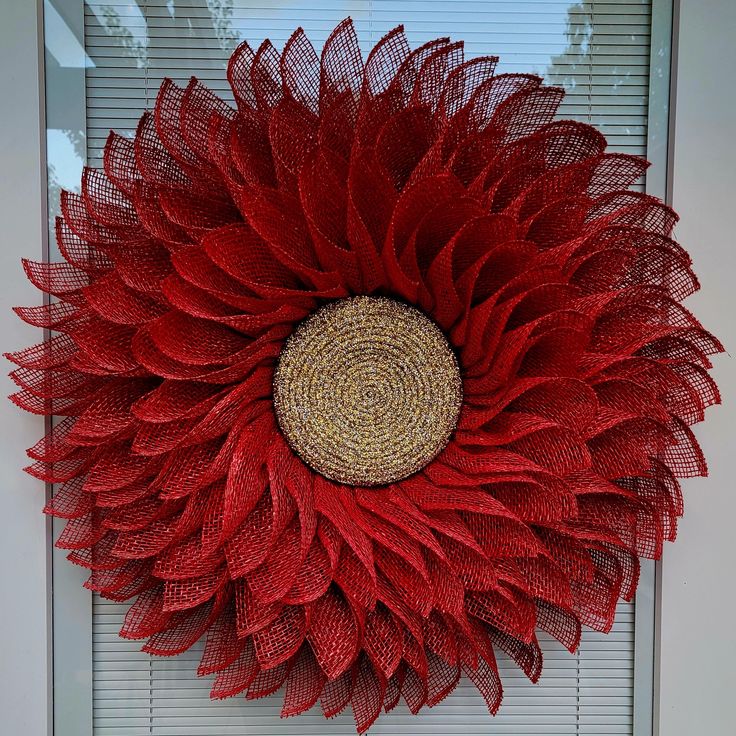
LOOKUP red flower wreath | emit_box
[9,19,721,732]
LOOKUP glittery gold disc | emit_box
[273,297,463,486]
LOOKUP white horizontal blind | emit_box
[94,598,634,735]
[84,1,650,734]
[84,0,653,166]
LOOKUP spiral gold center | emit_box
[273,297,463,486]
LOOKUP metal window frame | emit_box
[42,0,94,733]
[42,2,676,734]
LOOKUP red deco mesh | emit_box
[9,19,721,732]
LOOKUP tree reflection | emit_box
[545,1,646,161]
[546,1,594,99]
[84,0,239,164]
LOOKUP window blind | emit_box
[84,0,653,166]
[83,1,651,734]
[93,598,634,735]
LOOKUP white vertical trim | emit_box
[658,0,735,733]
[0,0,52,733]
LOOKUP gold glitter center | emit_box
[273,297,463,486]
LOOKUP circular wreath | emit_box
[9,19,721,732]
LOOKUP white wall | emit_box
[0,1,51,734]
[657,1,736,733]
